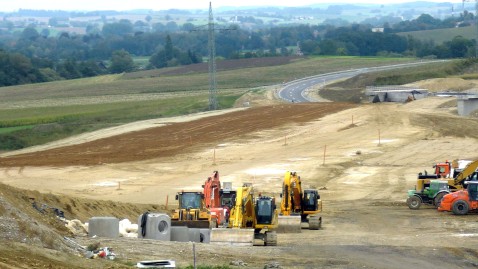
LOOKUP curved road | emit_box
[278,61,446,103]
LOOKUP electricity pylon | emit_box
[207,2,218,110]
[193,2,236,110]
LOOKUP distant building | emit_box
[371,27,384,33]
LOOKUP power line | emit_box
[192,2,236,110]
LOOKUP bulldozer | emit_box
[406,159,478,210]
[278,171,322,233]
[170,190,214,229]
[210,183,278,246]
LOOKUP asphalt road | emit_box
[277,61,446,103]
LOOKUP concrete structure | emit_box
[170,226,190,242]
[366,86,428,103]
[199,228,211,243]
[137,213,171,241]
[88,217,119,238]
[457,95,478,116]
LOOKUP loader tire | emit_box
[406,195,421,210]
[433,192,447,208]
[452,200,469,215]
[309,215,321,230]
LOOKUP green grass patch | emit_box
[0,125,34,134]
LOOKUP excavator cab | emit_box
[255,197,275,225]
[171,191,212,229]
[302,189,320,212]
[178,192,202,209]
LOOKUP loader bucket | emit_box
[277,215,302,233]
[210,228,254,246]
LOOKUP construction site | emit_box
[1,78,478,268]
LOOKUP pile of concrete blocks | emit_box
[137,213,211,243]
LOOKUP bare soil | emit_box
[1,91,478,268]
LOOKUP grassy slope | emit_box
[0,56,417,150]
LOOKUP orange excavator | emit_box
[202,171,229,227]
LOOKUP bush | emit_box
[0,134,27,150]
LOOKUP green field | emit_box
[0,56,440,150]
[397,26,476,44]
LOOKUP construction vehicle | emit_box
[278,171,322,232]
[438,181,478,215]
[210,183,278,246]
[406,180,450,209]
[202,171,227,227]
[170,191,214,229]
[406,160,477,209]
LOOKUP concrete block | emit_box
[199,228,211,243]
[171,226,189,242]
[88,217,119,238]
[137,213,171,241]
[188,228,201,242]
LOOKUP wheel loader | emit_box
[170,191,214,229]
[438,180,478,215]
[278,171,322,233]
[210,183,278,246]
[406,159,478,210]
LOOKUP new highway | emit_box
[277,61,445,103]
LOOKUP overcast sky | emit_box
[0,0,463,12]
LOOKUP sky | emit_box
[0,0,464,12]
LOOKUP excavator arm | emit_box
[280,171,302,216]
[454,160,478,186]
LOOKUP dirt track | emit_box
[1,97,478,268]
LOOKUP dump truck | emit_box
[438,181,478,215]
[278,171,322,232]
[406,160,477,209]
[170,191,214,229]
[210,183,278,246]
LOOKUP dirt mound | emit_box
[407,77,478,92]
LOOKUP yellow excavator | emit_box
[210,183,278,246]
[278,171,322,233]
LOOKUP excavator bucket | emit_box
[209,228,254,246]
[277,215,302,233]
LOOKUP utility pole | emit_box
[207,2,218,110]
[192,2,235,110]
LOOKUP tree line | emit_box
[0,12,476,87]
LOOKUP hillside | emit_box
[397,25,475,44]
[1,91,478,267]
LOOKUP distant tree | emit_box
[57,58,81,79]
[102,20,134,36]
[0,50,45,86]
[21,26,40,41]
[109,49,134,73]
[40,29,50,38]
